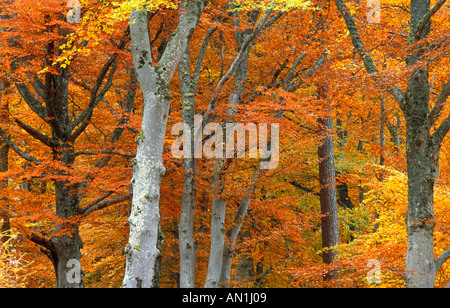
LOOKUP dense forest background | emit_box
[0,0,449,288]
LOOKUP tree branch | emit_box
[69,27,129,141]
[28,233,54,252]
[81,193,132,216]
[14,118,57,148]
[203,9,273,126]
[431,76,450,147]
[29,75,47,102]
[0,126,40,163]
[69,61,117,143]
[73,150,135,159]
[334,0,379,74]
[156,0,209,84]
[15,83,48,121]
[335,0,408,111]
[436,246,450,272]
[192,26,218,88]
[284,53,307,91]
[291,181,320,196]
[415,0,447,41]
[429,75,450,125]
[392,85,406,110]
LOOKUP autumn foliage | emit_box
[0,0,449,288]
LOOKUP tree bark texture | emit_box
[318,114,339,280]
[123,0,207,288]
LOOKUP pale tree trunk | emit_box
[216,16,253,287]
[122,0,207,288]
[204,160,227,288]
[177,26,216,288]
[178,52,198,288]
[217,29,257,284]
[202,9,273,288]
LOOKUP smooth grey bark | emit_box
[335,0,450,288]
[220,170,259,287]
[178,26,218,288]
[202,9,273,288]
[122,0,207,288]
[217,19,254,284]
[204,160,227,288]
[178,27,217,288]
[178,47,198,289]
[177,26,216,288]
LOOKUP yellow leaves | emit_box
[111,0,178,21]
[231,0,313,12]
[0,237,33,288]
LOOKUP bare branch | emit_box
[392,85,406,110]
[156,0,209,84]
[192,26,218,88]
[0,126,40,163]
[69,27,129,142]
[14,118,57,148]
[81,193,132,216]
[203,9,274,126]
[15,83,48,121]
[436,246,450,272]
[28,233,54,251]
[291,181,320,196]
[415,0,448,41]
[429,75,450,125]
[431,76,450,146]
[334,0,379,74]
[73,150,135,159]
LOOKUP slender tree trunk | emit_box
[204,9,264,288]
[334,0,450,287]
[205,160,227,288]
[177,26,217,288]
[48,77,85,288]
[402,0,436,288]
[122,0,206,288]
[379,97,386,167]
[318,111,339,281]
[0,81,10,245]
[178,45,198,289]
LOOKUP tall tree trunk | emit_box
[204,160,227,288]
[203,9,272,288]
[403,0,436,288]
[178,47,198,288]
[318,111,339,281]
[0,80,10,245]
[379,97,386,167]
[122,0,207,288]
[177,26,217,288]
[335,0,450,287]
[47,72,85,288]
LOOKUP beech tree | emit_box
[1,0,449,290]
[335,0,450,288]
[0,0,135,288]
[122,0,209,288]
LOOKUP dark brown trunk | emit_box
[318,114,340,281]
[0,81,10,244]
